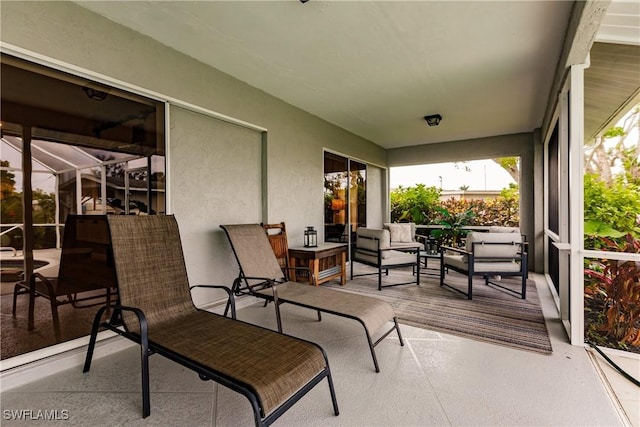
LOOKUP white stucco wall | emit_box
[1,1,387,304]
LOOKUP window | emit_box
[0,54,166,360]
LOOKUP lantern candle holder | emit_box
[304,226,317,248]
[426,237,439,255]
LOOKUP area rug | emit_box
[326,265,553,355]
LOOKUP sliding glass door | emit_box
[323,151,366,252]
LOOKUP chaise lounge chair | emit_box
[220,223,404,373]
[83,215,339,426]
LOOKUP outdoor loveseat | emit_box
[83,216,339,426]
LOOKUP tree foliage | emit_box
[390,184,441,225]
[390,185,519,232]
[583,174,640,249]
[0,161,57,249]
[584,106,639,184]
[1,160,16,199]
[491,156,520,184]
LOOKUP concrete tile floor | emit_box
[588,348,640,427]
[1,274,636,426]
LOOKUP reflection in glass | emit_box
[0,54,165,360]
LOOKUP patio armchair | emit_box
[439,231,528,300]
[83,215,339,426]
[12,215,117,337]
[351,227,421,290]
[221,223,404,373]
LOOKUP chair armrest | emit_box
[32,271,54,283]
[190,285,236,319]
[111,304,149,339]
[30,272,57,296]
[440,246,470,256]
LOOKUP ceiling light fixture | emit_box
[424,114,442,126]
[82,86,108,101]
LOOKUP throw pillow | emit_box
[389,223,413,243]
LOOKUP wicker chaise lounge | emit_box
[220,223,404,373]
[83,216,339,426]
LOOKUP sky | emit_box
[390,159,516,191]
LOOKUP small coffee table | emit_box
[288,243,347,286]
[418,251,441,276]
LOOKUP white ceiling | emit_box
[75,1,608,149]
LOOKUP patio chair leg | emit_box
[51,301,61,341]
[365,329,380,373]
[140,339,150,418]
[272,293,284,333]
[326,366,340,416]
[467,274,473,300]
[83,305,109,373]
[12,284,20,317]
[394,317,404,346]
[28,276,36,331]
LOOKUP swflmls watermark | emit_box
[3,409,69,421]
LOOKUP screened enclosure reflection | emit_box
[0,54,165,360]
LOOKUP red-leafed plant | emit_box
[584,234,640,349]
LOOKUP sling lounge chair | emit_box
[221,223,404,373]
[83,215,339,426]
[12,215,117,338]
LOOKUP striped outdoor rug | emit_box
[327,265,552,355]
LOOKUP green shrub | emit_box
[584,234,640,349]
[390,185,519,228]
[390,184,441,224]
[584,174,640,249]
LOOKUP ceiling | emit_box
[74,1,639,149]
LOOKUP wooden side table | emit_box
[288,243,347,286]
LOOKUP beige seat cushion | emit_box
[443,254,522,273]
[466,232,522,259]
[356,228,392,258]
[355,249,417,266]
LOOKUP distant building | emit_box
[440,190,502,201]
